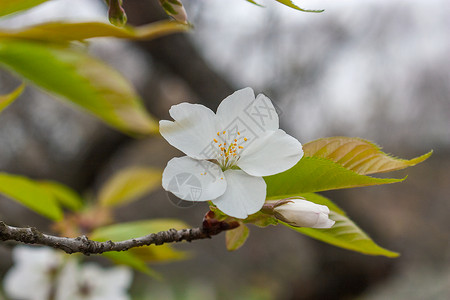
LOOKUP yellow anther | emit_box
[244,138,248,141]
[239,146,244,149]
[223,131,226,134]
[213,139,218,143]
[217,132,220,136]
[234,139,237,142]
[221,177,223,180]
[237,132,240,135]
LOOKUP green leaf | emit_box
[102,251,161,278]
[275,0,324,13]
[303,137,432,175]
[0,21,190,42]
[0,0,49,18]
[98,167,162,207]
[38,180,84,211]
[265,156,403,199]
[90,219,189,241]
[0,40,158,135]
[0,83,24,113]
[92,219,189,266]
[245,0,264,7]
[280,193,398,257]
[226,223,249,251]
[0,172,63,220]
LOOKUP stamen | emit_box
[213,139,218,143]
[237,132,240,135]
[223,131,226,134]
[244,138,248,141]
[217,132,220,136]
[239,146,243,149]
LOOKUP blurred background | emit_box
[0,0,449,299]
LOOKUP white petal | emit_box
[314,213,336,228]
[237,129,303,176]
[211,170,266,219]
[162,156,226,202]
[216,88,279,133]
[160,103,218,159]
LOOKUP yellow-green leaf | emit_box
[226,223,249,251]
[0,83,24,113]
[0,172,63,220]
[38,180,84,211]
[102,251,161,278]
[98,167,162,207]
[303,137,432,175]
[92,219,189,266]
[0,0,49,18]
[265,156,403,199]
[0,21,189,42]
[90,219,189,241]
[0,40,158,135]
[275,0,323,13]
[284,193,399,257]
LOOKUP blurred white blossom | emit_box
[56,260,133,300]
[3,246,64,300]
[3,246,133,300]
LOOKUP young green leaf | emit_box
[0,40,158,135]
[275,0,324,13]
[282,193,398,257]
[265,156,403,199]
[245,0,264,7]
[0,83,24,113]
[101,251,161,278]
[0,0,49,18]
[98,167,162,207]
[0,21,189,42]
[0,172,63,220]
[284,213,399,257]
[38,180,84,211]
[303,137,432,175]
[90,219,189,241]
[226,223,249,251]
[91,219,189,268]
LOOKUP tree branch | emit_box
[0,219,238,255]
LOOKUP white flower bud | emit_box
[273,199,335,228]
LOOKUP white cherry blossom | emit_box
[56,260,133,300]
[3,246,64,300]
[273,199,335,228]
[161,87,303,218]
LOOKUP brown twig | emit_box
[0,218,238,255]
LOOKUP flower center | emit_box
[212,130,248,169]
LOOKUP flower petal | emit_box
[162,156,226,202]
[212,170,266,219]
[237,129,303,176]
[216,88,279,133]
[160,103,218,159]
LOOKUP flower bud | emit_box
[108,0,127,27]
[159,0,188,24]
[273,199,335,228]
